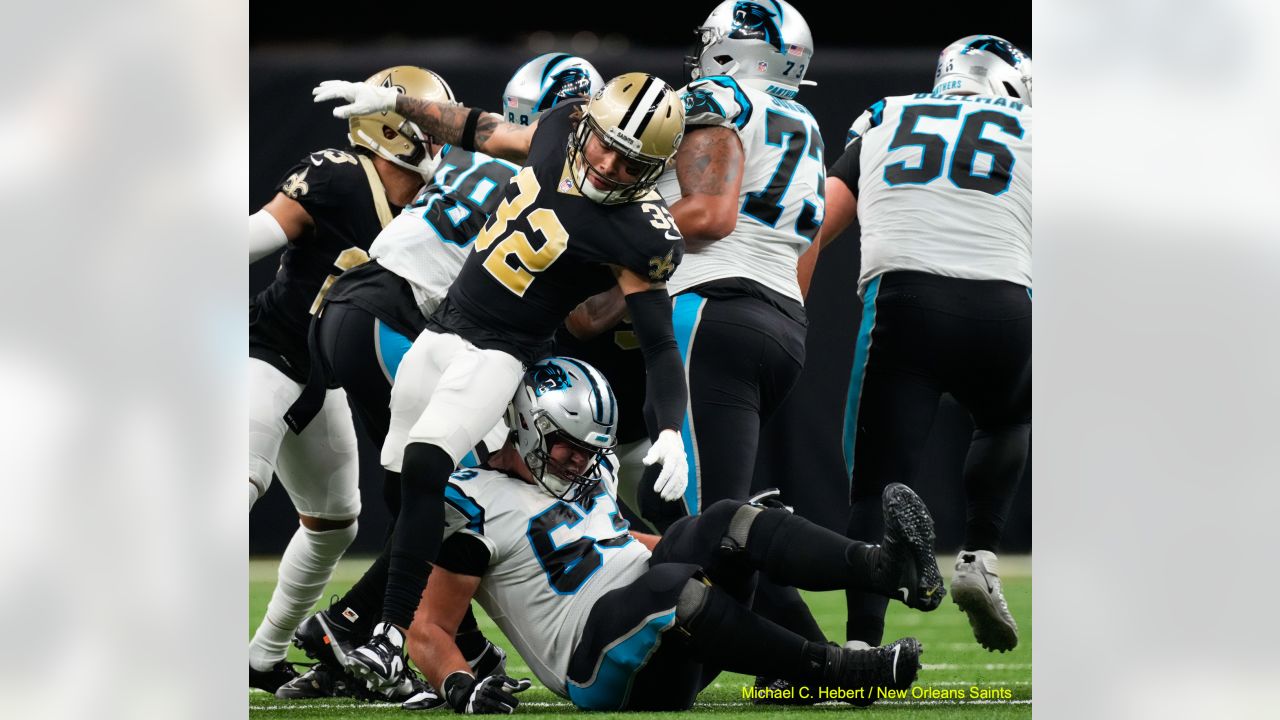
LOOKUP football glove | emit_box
[643,429,688,502]
[442,672,532,715]
[312,80,399,119]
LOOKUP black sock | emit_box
[845,495,889,646]
[751,579,826,643]
[745,509,886,592]
[334,537,391,638]
[683,583,817,683]
[963,424,1030,551]
[382,442,453,629]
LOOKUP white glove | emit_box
[643,429,688,502]
[312,79,398,119]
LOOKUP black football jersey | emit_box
[428,101,684,364]
[249,147,401,383]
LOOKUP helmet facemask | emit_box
[524,420,607,504]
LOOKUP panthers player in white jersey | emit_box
[642,0,831,698]
[647,0,825,527]
[406,358,942,712]
[809,36,1032,659]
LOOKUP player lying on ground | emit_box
[404,357,945,713]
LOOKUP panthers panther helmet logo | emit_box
[729,1,783,51]
[538,67,593,111]
[530,362,574,397]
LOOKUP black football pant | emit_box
[843,271,1031,645]
[311,302,487,648]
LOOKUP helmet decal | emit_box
[729,1,784,52]
[536,67,594,112]
[530,361,573,397]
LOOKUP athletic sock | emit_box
[249,522,357,670]
[382,442,453,628]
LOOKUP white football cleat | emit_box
[952,550,1018,652]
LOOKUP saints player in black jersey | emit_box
[312,71,692,693]
[280,54,603,702]
[247,65,455,694]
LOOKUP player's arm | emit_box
[565,286,628,340]
[312,80,536,164]
[799,138,861,299]
[250,193,313,262]
[408,529,489,689]
[613,267,688,502]
[667,126,744,250]
[407,562,480,691]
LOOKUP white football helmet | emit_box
[348,66,457,178]
[507,358,618,502]
[683,0,815,99]
[567,72,685,205]
[934,35,1032,106]
[502,53,603,126]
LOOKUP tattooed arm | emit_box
[312,79,536,164]
[667,125,744,250]
[394,96,537,165]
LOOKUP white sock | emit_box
[249,522,357,670]
[249,480,261,511]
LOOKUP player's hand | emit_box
[312,80,399,119]
[443,672,532,714]
[643,429,688,502]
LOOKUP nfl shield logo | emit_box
[506,96,518,108]
[787,44,804,57]
[756,61,768,73]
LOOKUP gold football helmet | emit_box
[567,72,685,205]
[348,66,457,179]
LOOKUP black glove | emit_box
[443,671,532,714]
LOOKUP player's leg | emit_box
[349,333,521,688]
[655,495,943,607]
[291,303,403,664]
[248,358,298,512]
[947,281,1032,651]
[843,275,945,646]
[249,387,360,689]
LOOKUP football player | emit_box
[808,36,1032,655]
[644,0,832,696]
[408,358,941,712]
[278,53,603,701]
[311,71,692,692]
[247,65,453,694]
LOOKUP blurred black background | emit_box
[249,2,1031,555]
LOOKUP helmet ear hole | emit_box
[712,55,734,65]
[382,126,398,140]
[1002,81,1021,99]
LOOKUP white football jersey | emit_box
[440,456,650,698]
[843,93,1032,295]
[657,76,825,302]
[370,146,519,318]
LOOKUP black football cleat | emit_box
[249,659,299,693]
[294,603,364,668]
[837,637,922,705]
[881,483,946,611]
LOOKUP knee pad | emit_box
[248,457,273,498]
[674,576,712,625]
